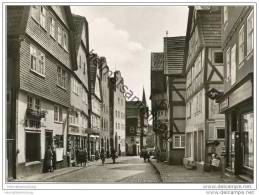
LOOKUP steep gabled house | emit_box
[89,54,102,158]
[183,6,225,170]
[164,36,186,165]
[109,71,126,155]
[99,57,111,156]
[66,14,90,164]
[7,6,77,179]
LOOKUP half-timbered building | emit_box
[217,6,254,181]
[7,6,77,179]
[164,36,186,165]
[183,6,225,170]
[150,52,168,162]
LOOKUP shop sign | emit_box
[219,98,229,112]
[229,80,252,108]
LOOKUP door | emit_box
[241,112,254,175]
[45,131,53,150]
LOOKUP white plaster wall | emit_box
[17,91,68,164]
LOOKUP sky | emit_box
[71,6,189,108]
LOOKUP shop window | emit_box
[242,112,254,168]
[25,132,41,162]
[217,128,225,139]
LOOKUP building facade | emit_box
[109,71,126,155]
[89,54,102,158]
[125,90,148,156]
[217,6,254,181]
[164,36,186,165]
[67,14,90,164]
[150,52,168,162]
[7,6,77,178]
[183,6,225,170]
[99,57,111,156]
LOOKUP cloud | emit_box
[89,17,144,67]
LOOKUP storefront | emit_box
[218,75,254,180]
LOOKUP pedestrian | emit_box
[52,146,56,171]
[43,145,53,173]
[67,149,71,167]
[100,147,105,165]
[111,148,116,164]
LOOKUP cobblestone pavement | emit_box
[150,159,245,183]
[46,156,161,183]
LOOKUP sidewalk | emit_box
[150,159,245,183]
[14,161,97,182]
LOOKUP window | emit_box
[213,52,223,64]
[25,119,41,129]
[239,25,245,64]
[226,48,231,82]
[50,17,55,39]
[27,96,41,111]
[63,31,68,51]
[224,6,228,28]
[25,132,41,162]
[217,128,225,139]
[83,62,86,74]
[173,135,185,148]
[30,45,45,76]
[58,26,62,45]
[31,6,40,22]
[35,98,40,111]
[40,6,46,29]
[231,44,236,85]
[54,106,63,122]
[38,53,45,75]
[69,112,79,125]
[27,96,33,109]
[247,10,254,54]
[30,45,37,71]
[131,136,134,142]
[130,127,134,133]
[57,66,67,89]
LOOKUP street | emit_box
[46,156,161,183]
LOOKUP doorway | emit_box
[45,130,53,150]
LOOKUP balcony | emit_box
[26,108,47,119]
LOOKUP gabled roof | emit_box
[72,14,89,55]
[151,52,164,71]
[164,36,185,75]
[89,53,98,94]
